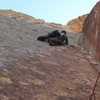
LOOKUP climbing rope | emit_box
[72,46,100,100]
[89,74,100,100]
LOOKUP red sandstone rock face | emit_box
[79,1,100,61]
[65,14,88,33]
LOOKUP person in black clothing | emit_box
[37,30,68,46]
[48,30,68,46]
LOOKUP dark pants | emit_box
[48,38,63,46]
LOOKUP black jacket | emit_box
[47,30,61,38]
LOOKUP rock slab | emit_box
[79,1,100,61]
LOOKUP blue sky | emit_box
[0,0,99,25]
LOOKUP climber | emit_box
[37,30,68,46]
[48,30,68,46]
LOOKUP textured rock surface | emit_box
[0,12,100,100]
[65,14,88,33]
[0,45,100,100]
[79,1,100,61]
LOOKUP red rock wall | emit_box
[66,14,88,33]
[80,1,100,61]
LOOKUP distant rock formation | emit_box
[65,14,88,33]
[79,1,100,61]
[0,10,45,24]
[0,10,63,29]
[47,22,63,29]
